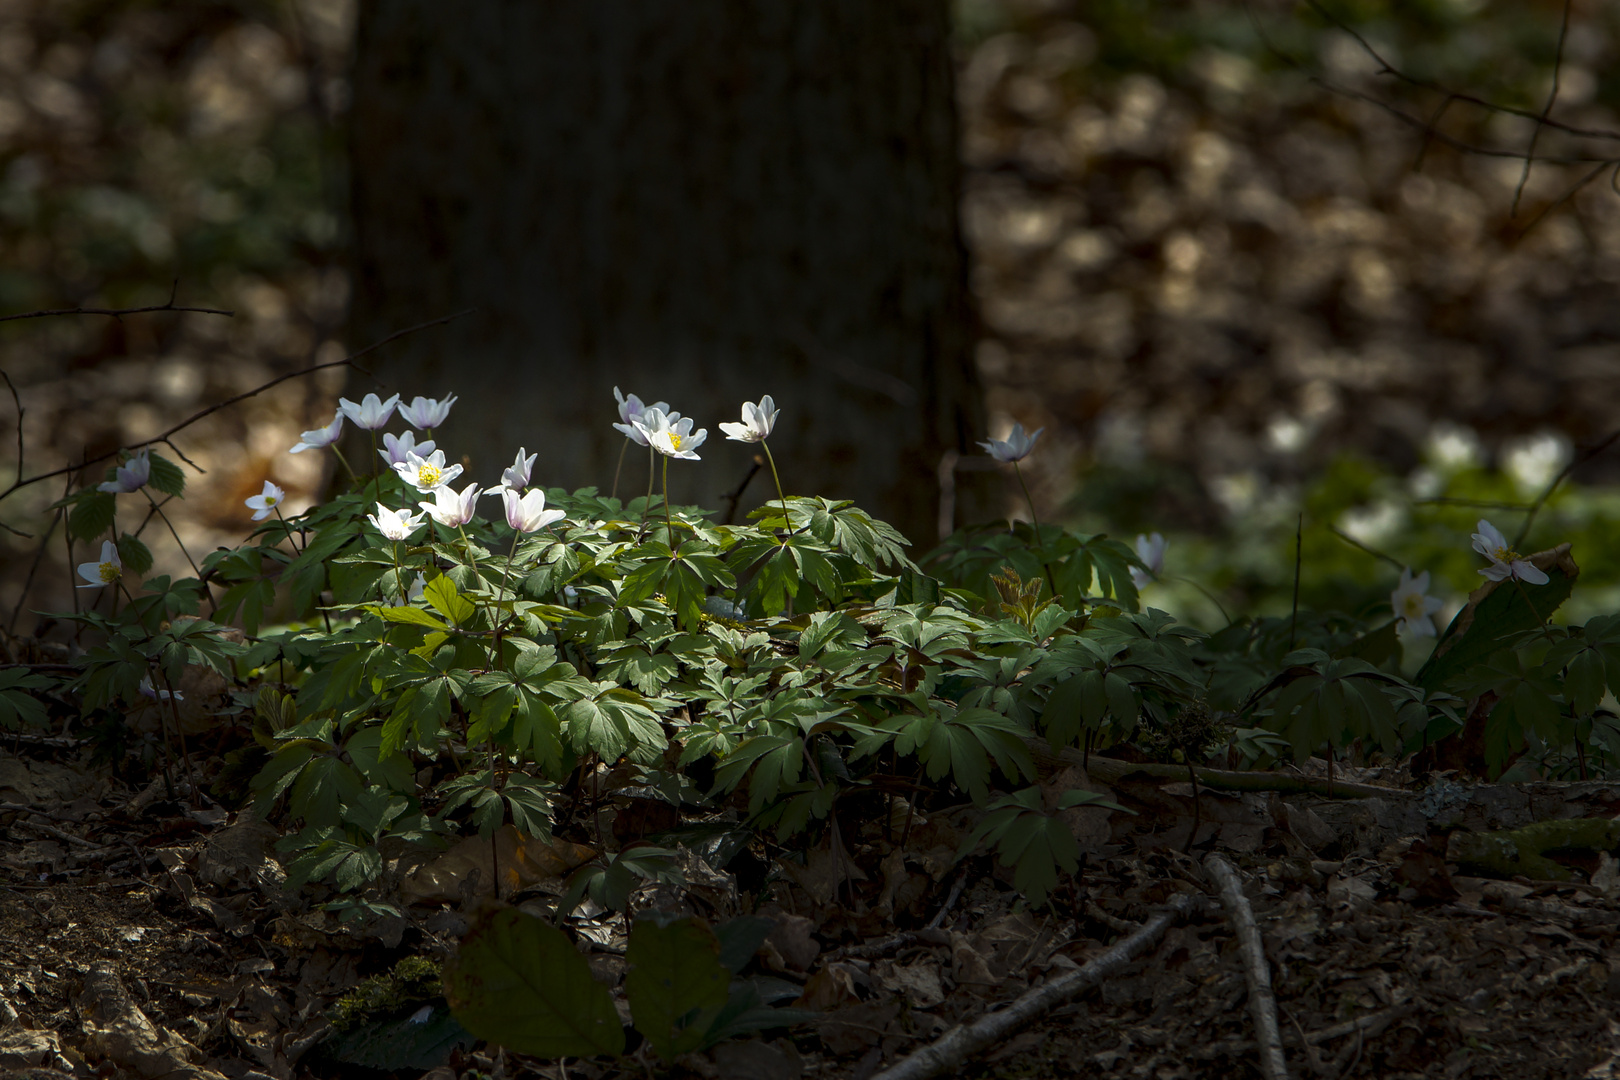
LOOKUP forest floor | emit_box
[4,735,1620,1080]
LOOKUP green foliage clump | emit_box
[326,955,444,1033]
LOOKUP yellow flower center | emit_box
[1402,594,1424,617]
[98,561,120,583]
[265,495,278,506]
[668,433,683,451]
[1493,545,1518,564]
[419,464,442,486]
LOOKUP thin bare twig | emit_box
[7,505,60,635]
[869,893,1198,1080]
[0,295,233,325]
[1512,0,1574,217]
[1206,854,1290,1080]
[1327,523,1404,571]
[1241,0,1620,231]
[1513,421,1620,549]
[1298,0,1620,145]
[719,455,763,526]
[926,868,970,930]
[0,308,475,506]
[1,369,22,487]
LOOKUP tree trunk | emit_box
[348,0,981,547]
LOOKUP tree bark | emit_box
[348,1,981,546]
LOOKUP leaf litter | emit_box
[4,738,1620,1080]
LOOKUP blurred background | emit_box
[0,0,1616,643]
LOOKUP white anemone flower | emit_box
[500,487,566,533]
[98,449,152,494]
[338,392,401,431]
[613,387,674,446]
[499,447,538,491]
[379,430,435,467]
[1391,568,1445,637]
[290,413,345,453]
[979,422,1043,463]
[419,481,482,528]
[76,540,122,588]
[392,449,463,493]
[366,504,425,541]
[719,395,779,443]
[245,481,286,522]
[138,677,183,702]
[1471,519,1549,585]
[398,393,458,430]
[635,407,707,461]
[1131,532,1166,590]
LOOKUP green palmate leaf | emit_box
[68,491,116,543]
[501,773,555,838]
[0,669,50,730]
[445,907,625,1060]
[1416,545,1578,692]
[1261,656,1410,761]
[116,533,153,577]
[424,575,476,626]
[961,786,1129,905]
[624,917,732,1060]
[147,452,186,497]
[378,605,450,630]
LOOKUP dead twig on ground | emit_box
[925,868,969,930]
[826,928,950,963]
[1084,900,1142,935]
[1206,853,1290,1080]
[1196,1004,1418,1061]
[867,891,1198,1080]
[1025,738,1400,799]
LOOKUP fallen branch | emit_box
[868,892,1198,1080]
[826,928,950,963]
[1205,853,1290,1080]
[1196,1003,1418,1058]
[1026,738,1400,799]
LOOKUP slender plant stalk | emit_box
[155,664,200,807]
[635,445,655,542]
[1013,462,1060,600]
[1166,573,1234,627]
[760,438,792,541]
[610,439,629,502]
[330,445,358,484]
[1288,513,1303,651]
[662,456,673,539]
[273,506,304,555]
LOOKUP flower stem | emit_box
[761,439,792,543]
[662,456,673,540]
[273,507,304,555]
[636,445,655,543]
[491,531,521,662]
[367,431,380,505]
[389,540,404,603]
[1013,462,1060,601]
[330,446,358,484]
[610,439,628,502]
